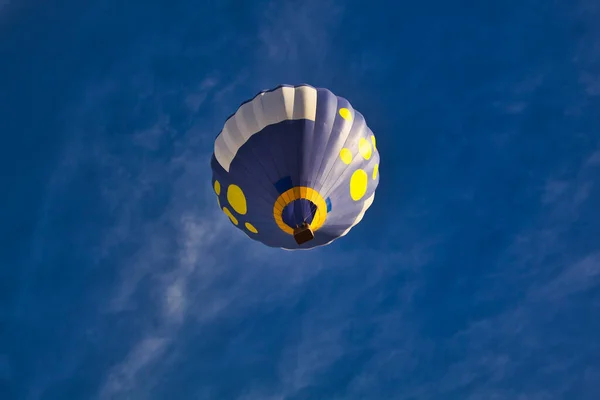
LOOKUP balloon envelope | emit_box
[211,84,380,250]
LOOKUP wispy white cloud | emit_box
[531,252,600,301]
[587,149,600,166]
[68,58,332,399]
[431,148,599,399]
[99,337,169,399]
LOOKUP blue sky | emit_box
[2,0,600,399]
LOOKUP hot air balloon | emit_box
[211,84,380,250]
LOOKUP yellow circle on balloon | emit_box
[371,135,376,150]
[223,207,238,225]
[245,222,258,234]
[214,180,221,195]
[359,138,372,160]
[339,107,352,120]
[227,184,247,215]
[350,169,368,201]
[373,164,379,180]
[340,148,353,164]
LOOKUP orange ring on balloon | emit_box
[273,186,327,235]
